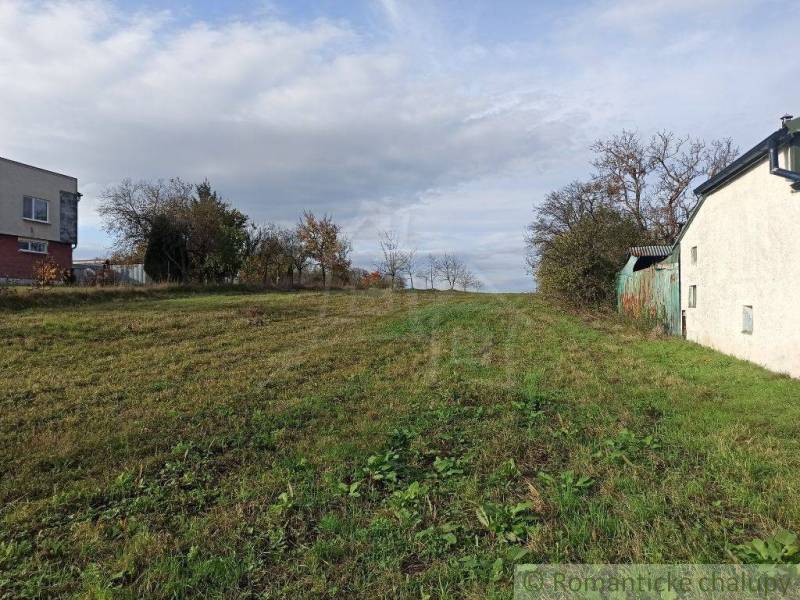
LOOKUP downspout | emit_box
[73,192,82,250]
[770,116,800,190]
[768,140,800,189]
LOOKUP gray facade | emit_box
[0,157,80,245]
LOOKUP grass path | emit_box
[1,290,799,598]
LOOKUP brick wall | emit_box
[0,234,73,280]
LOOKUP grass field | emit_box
[2,288,800,598]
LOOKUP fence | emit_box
[73,262,152,286]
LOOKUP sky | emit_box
[1,0,798,291]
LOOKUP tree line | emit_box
[99,179,482,291]
[375,230,482,291]
[99,178,351,286]
[525,129,738,306]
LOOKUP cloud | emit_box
[0,3,572,210]
[1,0,799,291]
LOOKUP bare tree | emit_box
[591,130,739,242]
[98,178,193,253]
[525,180,608,274]
[591,131,651,231]
[426,254,440,289]
[415,269,430,290]
[457,268,481,292]
[704,137,739,178]
[377,231,410,290]
[404,248,418,289]
[438,253,466,290]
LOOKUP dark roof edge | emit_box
[0,156,78,183]
[693,128,790,196]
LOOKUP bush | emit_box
[536,208,643,306]
[32,257,66,287]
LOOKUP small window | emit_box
[690,246,697,265]
[18,238,48,254]
[23,196,49,223]
[688,285,697,308]
[742,305,753,334]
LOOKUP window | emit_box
[23,196,49,223]
[688,285,697,308]
[742,305,753,334]
[690,246,697,265]
[17,238,48,254]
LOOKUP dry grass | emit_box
[2,288,800,598]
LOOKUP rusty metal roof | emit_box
[628,245,673,257]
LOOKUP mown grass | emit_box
[1,289,799,598]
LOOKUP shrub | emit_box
[32,257,65,287]
[535,208,643,306]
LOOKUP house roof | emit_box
[628,245,673,258]
[675,120,799,249]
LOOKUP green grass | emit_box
[2,289,799,598]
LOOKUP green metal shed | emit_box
[617,246,681,336]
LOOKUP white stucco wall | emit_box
[679,147,800,378]
[0,158,78,243]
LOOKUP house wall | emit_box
[0,158,78,243]
[0,158,78,280]
[0,234,73,280]
[679,147,800,378]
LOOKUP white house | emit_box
[675,115,800,377]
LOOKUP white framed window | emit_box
[23,196,49,223]
[742,305,753,334]
[688,285,697,308]
[690,246,697,265]
[18,238,48,254]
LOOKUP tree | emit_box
[535,207,642,305]
[591,131,651,231]
[526,128,738,306]
[100,178,250,283]
[185,180,249,282]
[591,130,738,242]
[457,268,481,292]
[283,229,309,285]
[144,213,188,282]
[240,224,291,286]
[376,230,410,290]
[438,253,466,290]
[426,254,440,289]
[525,181,609,275]
[99,178,193,254]
[404,248,418,290]
[297,212,350,287]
